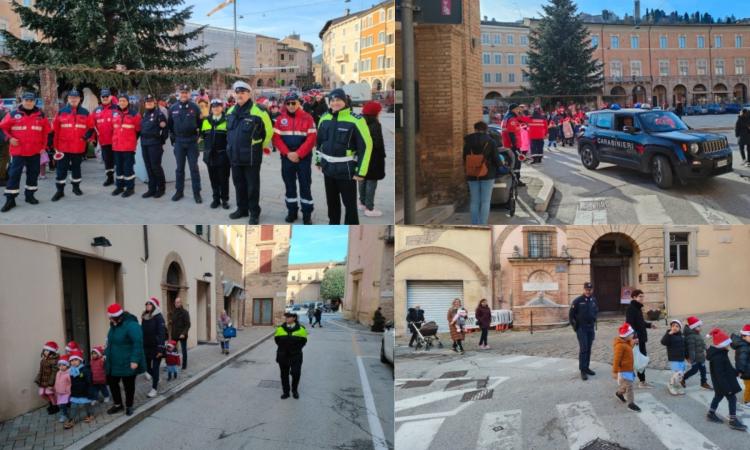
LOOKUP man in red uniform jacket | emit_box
[50,89,94,201]
[0,92,51,212]
[501,103,525,187]
[92,88,118,186]
[272,92,317,224]
[526,108,548,164]
[110,94,142,197]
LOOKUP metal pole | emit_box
[401,0,417,224]
[234,0,239,74]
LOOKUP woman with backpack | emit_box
[463,121,499,225]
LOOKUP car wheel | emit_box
[580,145,599,170]
[380,340,388,363]
[651,155,674,189]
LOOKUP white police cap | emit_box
[232,81,252,92]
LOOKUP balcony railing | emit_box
[334,54,348,63]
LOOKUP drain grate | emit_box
[460,389,494,402]
[401,380,433,389]
[440,370,468,379]
[445,379,473,390]
[257,380,282,389]
[581,438,631,450]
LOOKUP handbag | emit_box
[223,325,237,339]
[633,346,650,374]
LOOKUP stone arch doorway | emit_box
[652,85,667,108]
[589,233,640,312]
[161,252,189,337]
[673,84,687,106]
[632,85,647,105]
[734,83,747,103]
[485,91,502,100]
[713,83,728,103]
[372,78,383,92]
[693,84,707,104]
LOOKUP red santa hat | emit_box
[146,297,160,310]
[362,101,382,117]
[65,341,80,353]
[741,324,750,336]
[69,350,84,363]
[57,355,70,366]
[618,323,635,338]
[708,328,732,348]
[686,316,703,329]
[166,340,177,349]
[92,346,104,357]
[42,341,59,354]
[107,303,124,318]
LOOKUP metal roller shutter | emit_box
[406,281,464,332]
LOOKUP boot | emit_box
[728,418,748,431]
[194,192,202,204]
[112,186,124,196]
[71,182,83,196]
[285,211,298,223]
[221,200,230,210]
[122,188,134,198]
[303,213,312,225]
[210,199,220,209]
[51,184,65,202]
[103,172,114,186]
[701,382,713,390]
[171,191,183,201]
[25,191,39,204]
[154,188,165,199]
[707,411,723,423]
[142,190,155,198]
[0,195,16,212]
[229,209,248,220]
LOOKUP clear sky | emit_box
[481,0,750,22]
[185,0,378,56]
[289,225,349,264]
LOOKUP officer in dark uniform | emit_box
[274,312,308,399]
[140,94,169,198]
[569,282,599,380]
[167,84,202,203]
[225,80,273,224]
[200,99,231,209]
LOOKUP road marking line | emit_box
[686,386,750,421]
[476,410,523,450]
[573,198,608,225]
[395,418,444,450]
[557,401,611,450]
[395,386,482,412]
[396,376,507,382]
[495,355,533,364]
[684,194,743,225]
[635,392,722,449]
[633,194,674,224]
[516,195,546,224]
[525,357,560,369]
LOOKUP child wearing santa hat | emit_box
[89,345,110,404]
[682,316,712,390]
[661,319,687,395]
[165,340,181,381]
[34,341,60,415]
[54,355,72,423]
[706,328,747,431]
[65,341,81,355]
[730,324,750,408]
[612,323,641,412]
[65,350,94,429]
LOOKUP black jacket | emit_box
[735,115,750,144]
[683,325,707,364]
[311,100,328,125]
[731,334,750,379]
[226,100,271,167]
[200,114,229,166]
[364,117,385,180]
[660,330,687,362]
[69,365,92,399]
[406,308,425,332]
[168,100,201,143]
[463,132,499,181]
[569,295,598,329]
[625,300,653,344]
[140,107,169,146]
[141,311,166,354]
[707,346,741,396]
[170,307,191,339]
[274,322,307,364]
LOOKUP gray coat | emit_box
[217,315,232,343]
[683,325,707,364]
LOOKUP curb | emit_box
[69,330,275,450]
[521,164,555,213]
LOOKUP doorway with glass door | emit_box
[252,298,273,325]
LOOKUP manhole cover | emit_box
[581,438,631,450]
[440,370,468,379]
[445,379,473,390]
[258,380,282,389]
[401,380,433,389]
[460,389,494,402]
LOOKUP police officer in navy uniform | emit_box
[569,282,599,380]
[167,84,202,203]
[200,99,231,209]
[140,94,169,198]
[225,80,273,224]
[274,312,308,399]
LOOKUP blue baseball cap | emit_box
[68,89,81,97]
[21,92,36,100]
[100,88,111,97]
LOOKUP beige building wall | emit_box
[243,226,290,327]
[256,35,279,87]
[666,226,750,316]
[394,226,492,336]
[0,225,218,422]
[287,262,339,304]
[343,225,394,326]
[321,12,361,88]
[481,21,530,99]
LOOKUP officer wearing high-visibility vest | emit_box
[140,94,169,198]
[0,92,51,212]
[225,80,273,224]
[274,312,308,400]
[316,88,373,225]
[50,89,94,202]
[200,99,230,209]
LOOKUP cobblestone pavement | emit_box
[397,309,750,371]
[0,327,272,450]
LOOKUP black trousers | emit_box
[637,340,648,382]
[479,327,489,346]
[141,144,166,193]
[279,359,302,394]
[207,158,231,202]
[106,374,136,407]
[231,164,261,217]
[324,175,358,224]
[179,337,188,369]
[101,144,114,175]
[145,352,161,390]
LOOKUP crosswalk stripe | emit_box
[557,401,611,450]
[395,418,445,450]
[573,198,608,225]
[395,385,481,412]
[476,410,523,450]
[635,392,722,449]
[686,385,750,422]
[633,194,674,224]
[684,194,743,225]
[525,357,560,369]
[496,355,533,364]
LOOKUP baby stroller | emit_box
[409,321,444,351]
[490,147,519,217]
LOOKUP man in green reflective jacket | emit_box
[274,312,308,399]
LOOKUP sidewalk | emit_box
[0,327,273,450]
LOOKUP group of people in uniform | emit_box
[0,82,378,224]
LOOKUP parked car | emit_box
[686,105,701,116]
[578,109,732,189]
[706,103,723,114]
[698,105,709,115]
[380,322,394,367]
[724,103,742,114]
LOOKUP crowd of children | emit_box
[611,317,750,432]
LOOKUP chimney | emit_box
[345,8,350,16]
[634,0,641,24]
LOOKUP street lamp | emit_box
[208,0,240,74]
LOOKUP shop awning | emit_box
[222,280,245,300]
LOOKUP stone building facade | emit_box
[287,261,341,305]
[243,225,290,327]
[480,20,530,100]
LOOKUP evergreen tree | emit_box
[525,0,603,101]
[0,0,214,69]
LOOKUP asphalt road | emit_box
[396,351,749,450]
[104,315,394,450]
